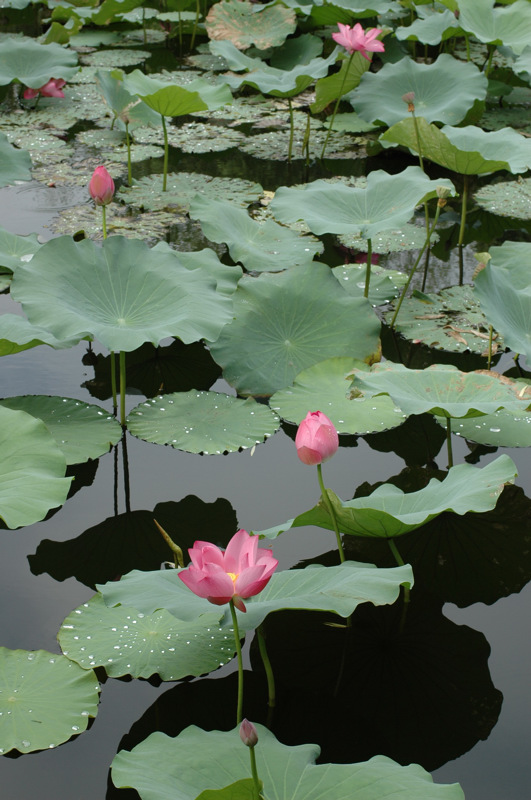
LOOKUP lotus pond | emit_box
[1,1,531,798]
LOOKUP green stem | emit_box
[320,52,354,160]
[256,625,275,710]
[102,204,107,239]
[287,98,294,163]
[316,463,345,563]
[387,538,410,633]
[458,175,468,285]
[110,351,117,413]
[161,114,169,192]
[487,325,493,369]
[446,417,453,468]
[125,122,132,187]
[119,350,126,427]
[364,238,372,299]
[389,204,442,329]
[248,746,261,800]
[191,0,200,51]
[302,110,311,168]
[484,45,494,78]
[230,599,244,725]
[465,33,470,62]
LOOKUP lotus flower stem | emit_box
[320,52,354,160]
[256,625,275,711]
[487,325,494,369]
[317,463,346,563]
[287,99,294,163]
[248,744,261,800]
[122,427,131,513]
[484,45,495,78]
[465,33,471,62]
[364,238,372,298]
[457,175,469,285]
[302,111,311,167]
[161,114,169,192]
[101,204,108,239]
[386,538,410,633]
[405,99,432,290]
[445,417,454,468]
[110,351,118,413]
[119,350,127,427]
[125,122,132,187]
[191,0,200,51]
[389,203,442,329]
[229,598,245,725]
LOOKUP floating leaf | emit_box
[111,724,464,800]
[123,69,232,118]
[333,264,407,305]
[0,226,41,271]
[121,172,263,212]
[338,222,438,255]
[0,133,32,187]
[351,55,486,126]
[205,0,296,50]
[474,177,531,219]
[0,648,99,755]
[0,395,122,464]
[127,391,280,454]
[81,49,150,69]
[0,405,71,529]
[59,594,235,680]
[440,407,531,448]
[458,0,531,54]
[269,358,406,434]
[209,263,381,396]
[0,38,79,87]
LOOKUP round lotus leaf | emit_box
[0,405,71,529]
[384,284,502,355]
[395,7,462,45]
[439,407,531,448]
[10,235,234,351]
[205,0,296,50]
[81,49,151,68]
[122,70,232,118]
[127,390,280,454]
[239,126,365,161]
[351,362,531,418]
[59,594,235,680]
[474,178,531,219]
[338,222,439,255]
[270,358,407,434]
[209,263,381,397]
[0,227,41,271]
[0,133,31,187]
[121,172,263,212]
[458,0,531,55]
[0,647,99,755]
[481,106,531,135]
[0,38,79,87]
[0,396,122,464]
[351,55,486,127]
[0,314,83,356]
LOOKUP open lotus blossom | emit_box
[295,411,339,466]
[332,23,385,61]
[89,165,115,206]
[178,529,278,612]
[23,78,66,100]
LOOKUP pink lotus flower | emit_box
[23,78,66,100]
[240,719,258,747]
[89,165,115,206]
[295,411,339,466]
[332,23,385,61]
[178,529,278,612]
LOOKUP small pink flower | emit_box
[23,78,66,100]
[332,23,385,61]
[178,529,278,612]
[240,719,258,747]
[89,165,115,206]
[295,411,339,466]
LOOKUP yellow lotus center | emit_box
[227,572,238,584]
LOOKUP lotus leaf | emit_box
[0,405,71,529]
[474,241,531,361]
[0,133,32,187]
[127,391,280,454]
[269,33,323,69]
[121,172,263,212]
[0,226,41,271]
[0,313,83,356]
[312,52,370,114]
[270,358,407,434]
[0,648,99,755]
[96,69,160,130]
[332,264,407,304]
[81,49,150,69]
[111,724,464,800]
[205,0,296,50]
[351,55,486,126]
[513,45,531,83]
[474,177,531,219]
[259,455,516,540]
[10,235,234,351]
[188,195,322,272]
[209,263,381,396]
[350,362,531,418]
[395,7,463,45]
[458,0,531,54]
[123,69,232,117]
[0,38,79,87]
[270,166,455,238]
[338,222,439,255]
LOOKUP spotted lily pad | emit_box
[59,594,235,680]
[121,173,263,212]
[205,0,296,50]
[209,263,381,396]
[161,122,244,153]
[269,358,406,434]
[0,38,79,87]
[351,55,486,127]
[474,177,531,219]
[0,396,122,464]
[0,647,99,755]
[240,124,365,161]
[127,390,279,454]
[0,133,32,186]
[383,284,501,355]
[81,49,151,68]
[338,222,439,255]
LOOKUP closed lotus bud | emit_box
[402,91,415,111]
[240,719,258,747]
[436,185,452,207]
[89,165,115,206]
[295,411,339,466]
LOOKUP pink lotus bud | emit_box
[295,411,339,466]
[89,165,115,206]
[240,719,258,747]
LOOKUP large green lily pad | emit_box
[269,358,407,434]
[10,235,234,352]
[127,391,280,454]
[205,0,296,50]
[0,395,122,464]
[0,38,79,87]
[123,69,232,117]
[350,362,531,418]
[121,172,263,212]
[0,313,83,357]
[0,405,71,529]
[439,406,531,448]
[0,647,99,755]
[209,263,381,396]
[337,222,439,256]
[111,724,464,800]
[0,226,41,270]
[395,6,462,45]
[352,55,486,126]
[270,166,455,238]
[474,177,531,219]
[458,0,531,54]
[59,594,235,680]
[0,133,32,187]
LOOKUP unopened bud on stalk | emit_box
[436,185,452,207]
[240,719,258,748]
[402,91,415,112]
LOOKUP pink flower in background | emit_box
[23,78,66,100]
[88,165,115,206]
[295,411,339,466]
[178,529,278,612]
[332,23,385,61]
